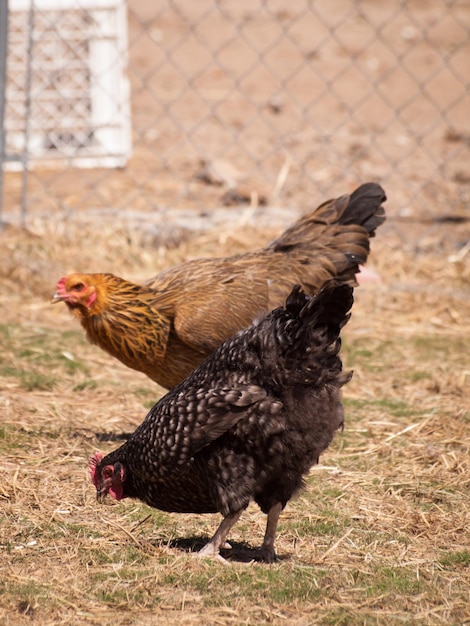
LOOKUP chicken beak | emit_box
[51,291,64,304]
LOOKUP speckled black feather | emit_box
[93,281,353,527]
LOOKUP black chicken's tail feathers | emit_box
[269,281,353,387]
[286,281,353,332]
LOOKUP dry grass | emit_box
[0,210,469,625]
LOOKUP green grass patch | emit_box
[73,379,99,391]
[439,549,470,568]
[365,566,422,596]
[165,561,325,605]
[0,425,36,453]
[344,334,467,375]
[343,396,414,419]
[289,509,348,539]
[1,579,53,610]
[0,323,91,390]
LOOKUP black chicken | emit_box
[90,281,354,562]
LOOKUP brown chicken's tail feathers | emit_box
[335,182,386,236]
[265,281,353,387]
[269,182,386,252]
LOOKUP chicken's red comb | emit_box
[56,277,67,293]
[89,451,104,486]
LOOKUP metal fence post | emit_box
[0,0,9,230]
[20,0,35,227]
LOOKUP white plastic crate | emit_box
[6,0,131,170]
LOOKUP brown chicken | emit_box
[90,281,354,562]
[52,182,385,389]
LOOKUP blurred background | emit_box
[1,0,469,251]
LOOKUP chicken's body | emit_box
[53,182,385,389]
[90,281,354,562]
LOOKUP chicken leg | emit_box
[260,501,283,563]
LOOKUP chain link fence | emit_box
[1,0,469,245]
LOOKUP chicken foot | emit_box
[198,509,244,561]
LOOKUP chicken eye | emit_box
[72,282,85,292]
[102,467,113,479]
